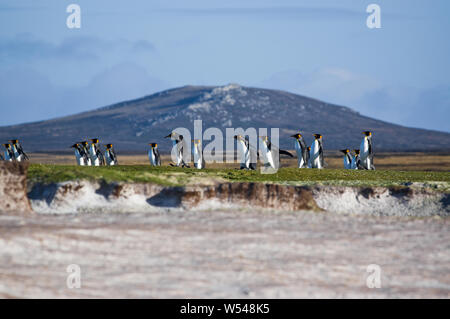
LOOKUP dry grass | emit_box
[28,151,450,171]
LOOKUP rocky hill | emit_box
[0,84,449,152]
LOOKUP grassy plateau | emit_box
[28,164,450,190]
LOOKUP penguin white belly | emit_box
[193,148,203,169]
[237,141,250,168]
[260,142,275,168]
[74,150,82,166]
[171,140,183,166]
[4,151,12,161]
[360,139,369,169]
[294,141,304,168]
[105,152,115,166]
[13,149,22,162]
[310,141,321,168]
[148,150,156,166]
[351,156,358,170]
[343,156,351,169]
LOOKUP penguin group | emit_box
[291,131,375,170]
[71,138,117,166]
[290,133,325,168]
[2,130,374,171]
[1,139,29,162]
[145,129,374,171]
[340,131,375,170]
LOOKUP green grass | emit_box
[28,164,450,191]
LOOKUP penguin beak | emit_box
[164,134,172,138]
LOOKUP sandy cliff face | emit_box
[27,180,449,216]
[0,162,32,214]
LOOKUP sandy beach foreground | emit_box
[0,209,448,298]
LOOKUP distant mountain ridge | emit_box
[0,84,449,152]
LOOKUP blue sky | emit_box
[0,0,449,132]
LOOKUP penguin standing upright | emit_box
[71,143,89,166]
[259,136,293,169]
[9,139,28,162]
[104,144,118,166]
[340,149,353,169]
[234,135,257,170]
[192,139,205,169]
[351,149,365,170]
[2,143,14,161]
[148,143,161,166]
[89,138,105,166]
[360,131,375,170]
[310,134,324,169]
[291,133,308,168]
[165,132,189,168]
[80,141,92,166]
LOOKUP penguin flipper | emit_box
[279,149,294,157]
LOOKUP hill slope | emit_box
[0,84,449,152]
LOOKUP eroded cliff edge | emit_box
[0,161,32,214]
[1,160,448,216]
[28,180,449,216]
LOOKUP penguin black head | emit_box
[363,131,372,137]
[149,143,158,148]
[71,143,79,148]
[192,139,201,145]
[164,133,172,138]
[9,139,18,145]
[80,141,88,146]
[90,138,99,144]
[353,149,360,155]
[3,143,11,148]
[290,133,302,139]
[105,144,113,149]
[313,134,322,139]
[259,136,269,142]
[340,149,350,154]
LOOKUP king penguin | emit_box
[360,131,375,170]
[89,138,105,166]
[9,139,28,162]
[165,132,189,168]
[351,149,365,170]
[104,144,118,166]
[340,149,352,169]
[290,133,308,168]
[148,143,161,166]
[71,143,88,166]
[259,136,293,169]
[192,139,205,169]
[234,135,257,170]
[2,143,14,161]
[80,141,93,166]
[309,134,324,169]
